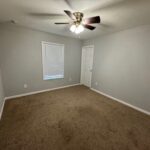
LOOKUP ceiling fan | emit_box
[55,10,100,34]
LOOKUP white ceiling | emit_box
[0,0,150,39]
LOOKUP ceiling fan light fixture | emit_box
[55,10,100,33]
[70,24,84,34]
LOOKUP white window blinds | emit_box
[42,41,64,80]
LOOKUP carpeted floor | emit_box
[0,85,150,150]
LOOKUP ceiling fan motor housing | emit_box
[73,12,84,25]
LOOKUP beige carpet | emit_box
[0,85,150,150]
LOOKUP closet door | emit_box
[81,45,94,87]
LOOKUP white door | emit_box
[81,45,94,87]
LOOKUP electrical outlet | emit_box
[24,84,28,88]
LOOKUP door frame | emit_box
[80,45,94,88]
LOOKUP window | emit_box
[42,41,64,80]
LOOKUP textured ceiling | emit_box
[0,0,150,39]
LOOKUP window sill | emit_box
[43,75,64,80]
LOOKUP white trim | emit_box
[0,83,80,119]
[91,88,150,116]
[5,83,80,100]
[2,84,149,119]
[0,99,5,120]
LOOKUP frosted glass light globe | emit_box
[70,24,76,32]
[75,28,80,34]
[70,24,84,34]
[78,24,84,32]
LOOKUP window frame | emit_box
[41,41,64,80]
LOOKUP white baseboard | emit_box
[0,99,5,120]
[91,88,150,116]
[5,83,80,100]
[0,83,80,120]
[2,84,149,120]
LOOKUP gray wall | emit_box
[83,25,150,112]
[0,24,82,97]
[0,23,149,112]
[0,69,5,116]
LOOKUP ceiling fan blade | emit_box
[84,16,100,24]
[83,24,96,30]
[55,22,69,24]
[29,13,64,17]
[64,0,74,10]
[83,0,123,14]
[64,10,75,20]
[28,13,65,20]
